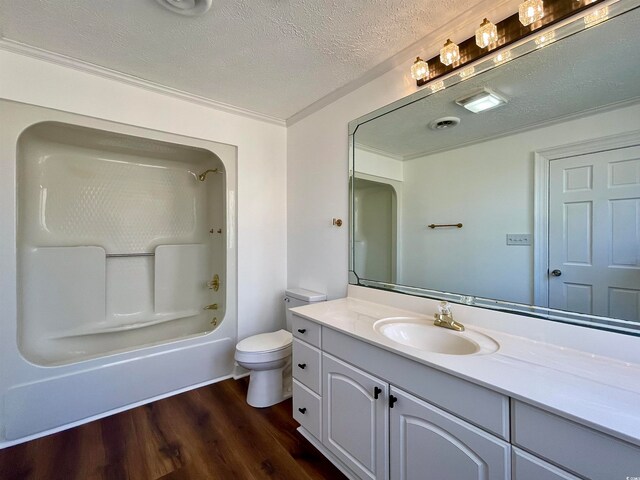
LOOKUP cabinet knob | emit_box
[297,363,307,369]
[373,386,382,400]
[297,328,307,334]
[389,394,398,408]
[298,407,307,414]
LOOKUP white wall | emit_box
[0,50,288,342]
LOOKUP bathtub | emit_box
[0,100,238,446]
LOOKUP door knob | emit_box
[297,363,307,369]
[550,269,562,277]
[373,387,382,400]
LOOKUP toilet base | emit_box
[247,364,290,408]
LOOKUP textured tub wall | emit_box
[0,49,288,342]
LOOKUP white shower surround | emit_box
[0,101,239,444]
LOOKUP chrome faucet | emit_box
[433,301,465,332]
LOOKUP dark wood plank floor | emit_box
[0,378,346,480]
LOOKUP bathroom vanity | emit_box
[291,286,640,480]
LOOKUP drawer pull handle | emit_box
[298,363,307,369]
[298,407,307,414]
[297,328,307,334]
[373,386,382,400]
[389,394,398,408]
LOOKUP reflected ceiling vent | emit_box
[428,117,461,131]
[155,0,212,16]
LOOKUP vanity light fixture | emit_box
[535,30,556,47]
[410,57,429,82]
[519,0,545,26]
[459,66,475,80]
[455,89,507,113]
[475,18,498,48]
[440,39,461,66]
[584,6,609,27]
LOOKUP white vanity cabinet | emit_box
[323,354,389,480]
[390,387,510,480]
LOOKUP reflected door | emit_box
[548,145,640,321]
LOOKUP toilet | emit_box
[235,288,326,408]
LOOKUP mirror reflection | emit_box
[351,7,640,329]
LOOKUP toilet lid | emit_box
[236,329,293,353]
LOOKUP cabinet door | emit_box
[323,353,388,480]
[390,387,510,480]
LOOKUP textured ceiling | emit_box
[354,8,640,158]
[0,0,482,120]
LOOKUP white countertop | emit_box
[291,296,640,448]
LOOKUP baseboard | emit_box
[296,427,360,480]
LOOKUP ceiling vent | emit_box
[155,0,212,16]
[428,117,461,131]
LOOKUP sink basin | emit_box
[374,317,498,355]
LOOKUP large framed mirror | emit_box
[349,0,640,335]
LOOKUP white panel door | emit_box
[549,145,640,320]
[322,353,389,480]
[389,387,510,480]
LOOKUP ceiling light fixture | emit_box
[455,89,507,113]
[411,57,429,82]
[440,40,461,66]
[475,19,498,48]
[519,0,545,26]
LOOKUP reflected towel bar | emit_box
[428,223,463,229]
[106,253,155,258]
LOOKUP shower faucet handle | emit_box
[204,304,218,310]
[208,274,220,291]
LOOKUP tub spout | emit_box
[198,168,222,181]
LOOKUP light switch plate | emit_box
[506,234,532,246]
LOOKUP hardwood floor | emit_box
[0,378,346,480]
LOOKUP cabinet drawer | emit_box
[292,339,321,394]
[293,380,321,440]
[512,447,580,480]
[291,314,321,348]
[512,400,640,480]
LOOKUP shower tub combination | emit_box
[0,101,237,445]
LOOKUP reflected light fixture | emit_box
[430,80,445,93]
[455,89,507,113]
[493,49,512,64]
[440,39,460,66]
[535,30,556,47]
[519,0,545,26]
[584,7,609,27]
[410,57,429,81]
[459,66,475,80]
[475,19,498,48]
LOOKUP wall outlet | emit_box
[506,234,532,246]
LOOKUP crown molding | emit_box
[354,142,403,161]
[0,38,286,127]
[286,0,522,127]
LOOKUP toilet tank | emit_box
[284,288,326,330]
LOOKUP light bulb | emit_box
[475,19,498,49]
[410,57,429,81]
[519,0,544,26]
[439,39,460,66]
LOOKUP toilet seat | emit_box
[235,329,292,364]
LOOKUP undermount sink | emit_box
[374,317,499,355]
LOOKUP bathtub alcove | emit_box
[17,121,228,365]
